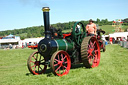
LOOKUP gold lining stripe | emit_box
[63,39,68,51]
[54,39,59,51]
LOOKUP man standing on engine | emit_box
[86,19,97,36]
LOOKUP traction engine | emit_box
[27,7,101,76]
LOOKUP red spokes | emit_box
[54,59,59,62]
[32,65,36,68]
[52,51,71,76]
[55,65,61,72]
[58,55,60,61]
[28,51,47,75]
[87,37,100,68]
[33,56,36,60]
[54,63,58,66]
[30,61,35,63]
[89,40,93,48]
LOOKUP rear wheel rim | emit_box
[88,37,100,67]
[51,51,71,76]
[27,51,47,75]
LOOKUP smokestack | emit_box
[42,7,51,39]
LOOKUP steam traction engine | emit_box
[27,7,101,76]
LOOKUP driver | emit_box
[75,23,81,33]
[50,25,58,38]
[76,23,81,31]
[86,19,97,36]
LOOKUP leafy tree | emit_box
[96,18,100,24]
[20,36,25,40]
[27,33,32,38]
[123,18,128,23]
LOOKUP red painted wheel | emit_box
[88,37,100,67]
[81,37,100,68]
[27,51,47,75]
[50,50,71,76]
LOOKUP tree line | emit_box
[0,18,128,40]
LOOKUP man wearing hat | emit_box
[86,19,97,36]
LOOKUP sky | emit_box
[0,0,128,31]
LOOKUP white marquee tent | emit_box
[109,32,128,40]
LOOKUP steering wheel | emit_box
[72,22,86,46]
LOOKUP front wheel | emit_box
[27,51,47,75]
[50,50,71,76]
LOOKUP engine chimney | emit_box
[42,7,51,39]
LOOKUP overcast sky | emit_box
[0,0,128,31]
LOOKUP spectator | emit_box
[110,37,113,44]
[9,44,12,49]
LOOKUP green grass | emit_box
[100,25,115,34]
[100,25,128,34]
[0,45,128,85]
[123,25,128,31]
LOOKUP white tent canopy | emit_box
[0,39,19,44]
[18,37,44,47]
[109,32,128,40]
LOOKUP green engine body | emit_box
[38,38,75,61]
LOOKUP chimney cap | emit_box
[42,7,50,12]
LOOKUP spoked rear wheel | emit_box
[50,50,71,76]
[81,37,100,68]
[27,51,47,75]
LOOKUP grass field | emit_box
[0,45,128,85]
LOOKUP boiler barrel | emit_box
[38,38,74,60]
[54,39,74,52]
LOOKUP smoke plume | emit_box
[19,0,48,8]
